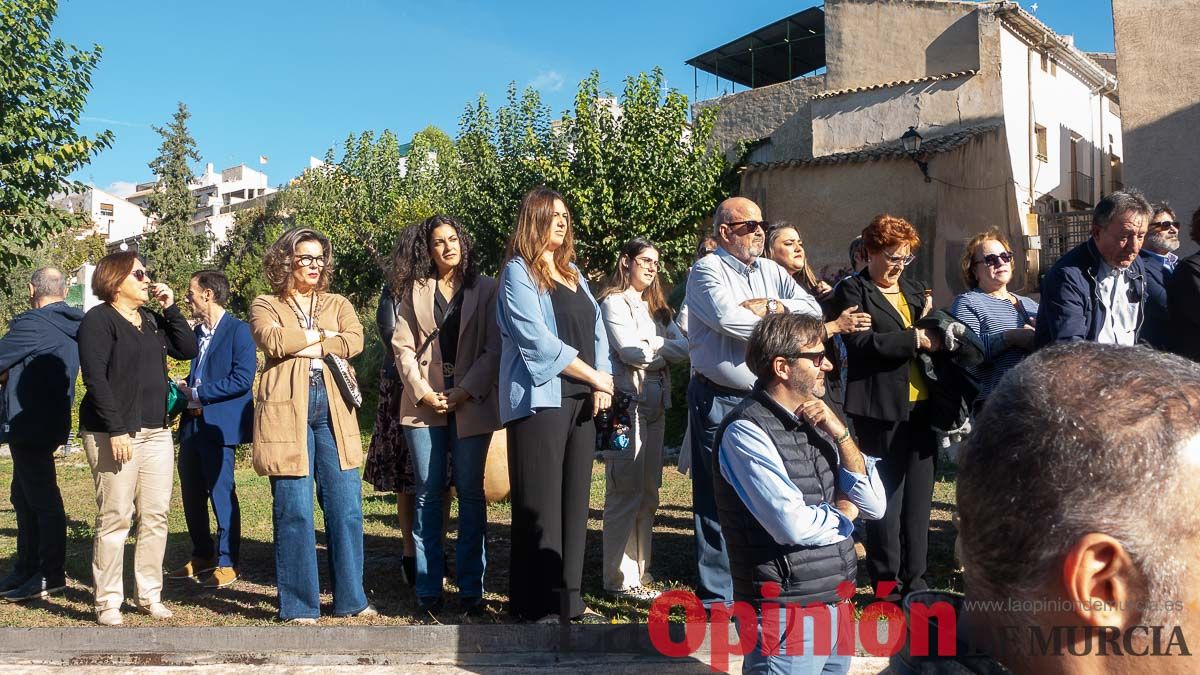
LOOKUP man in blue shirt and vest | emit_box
[0,268,83,602]
[715,313,885,674]
[166,270,255,589]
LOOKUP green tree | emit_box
[140,102,211,299]
[213,204,284,316]
[0,0,113,274]
[0,228,106,327]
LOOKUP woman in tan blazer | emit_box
[248,227,375,622]
[392,215,500,616]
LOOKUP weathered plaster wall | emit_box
[693,76,826,162]
[1113,0,1200,255]
[742,128,1021,305]
[824,0,981,90]
[811,74,1002,155]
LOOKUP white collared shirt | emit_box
[1095,262,1138,346]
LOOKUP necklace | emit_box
[113,303,142,328]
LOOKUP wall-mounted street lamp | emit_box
[901,126,931,183]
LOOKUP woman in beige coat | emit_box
[392,215,500,616]
[248,227,374,622]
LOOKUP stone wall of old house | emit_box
[693,76,826,162]
[741,128,1021,305]
[1113,0,1200,255]
[824,0,982,91]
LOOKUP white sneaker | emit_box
[608,586,661,602]
[136,601,174,619]
[97,607,123,626]
[288,617,318,625]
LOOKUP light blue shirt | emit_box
[1144,249,1179,273]
[497,257,611,424]
[190,310,225,403]
[685,247,822,390]
[718,405,886,547]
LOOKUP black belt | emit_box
[695,373,749,398]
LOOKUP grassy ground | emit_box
[0,442,960,627]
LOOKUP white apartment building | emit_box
[49,186,150,245]
[124,162,276,251]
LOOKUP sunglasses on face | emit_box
[1152,220,1181,230]
[975,251,1014,268]
[131,269,152,282]
[725,220,767,234]
[793,351,826,368]
[294,255,327,268]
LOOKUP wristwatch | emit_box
[767,298,779,315]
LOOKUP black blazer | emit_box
[1167,252,1200,363]
[829,271,928,423]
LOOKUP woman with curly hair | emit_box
[248,227,375,622]
[391,215,500,616]
[498,187,613,623]
[363,227,422,587]
[829,214,942,603]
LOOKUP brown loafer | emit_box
[200,567,239,589]
[166,557,218,581]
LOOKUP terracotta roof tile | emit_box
[746,123,1003,170]
[809,70,978,100]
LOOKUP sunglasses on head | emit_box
[131,269,152,282]
[725,219,767,234]
[976,251,1014,268]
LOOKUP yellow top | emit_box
[881,290,929,403]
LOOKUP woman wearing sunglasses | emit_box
[828,214,941,604]
[949,230,1038,407]
[78,251,198,625]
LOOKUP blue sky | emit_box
[57,0,1116,194]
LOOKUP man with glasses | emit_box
[165,270,255,589]
[1036,190,1151,347]
[1137,203,1181,350]
[684,196,822,609]
[714,313,884,673]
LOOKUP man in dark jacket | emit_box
[1137,203,1182,350]
[165,270,255,590]
[715,313,885,674]
[889,343,1200,674]
[1035,190,1152,347]
[0,267,83,602]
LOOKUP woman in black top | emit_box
[392,215,501,615]
[78,251,197,626]
[497,188,613,623]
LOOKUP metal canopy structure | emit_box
[685,6,826,91]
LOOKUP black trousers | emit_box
[9,442,67,583]
[506,395,595,620]
[850,401,936,595]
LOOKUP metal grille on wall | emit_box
[1038,210,1094,273]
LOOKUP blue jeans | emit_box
[742,604,851,675]
[403,414,489,601]
[270,380,368,619]
[687,375,740,606]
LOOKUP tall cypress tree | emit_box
[140,102,211,300]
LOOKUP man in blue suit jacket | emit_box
[1137,203,1182,350]
[167,271,255,589]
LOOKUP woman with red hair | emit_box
[829,214,942,603]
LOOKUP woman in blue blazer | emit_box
[498,187,613,623]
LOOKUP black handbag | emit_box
[324,353,363,409]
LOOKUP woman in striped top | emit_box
[949,231,1038,407]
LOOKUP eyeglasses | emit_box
[975,251,1014,268]
[294,255,327,268]
[1152,220,1181,230]
[793,351,826,368]
[725,220,767,234]
[634,256,660,270]
[882,254,916,266]
[131,269,152,282]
